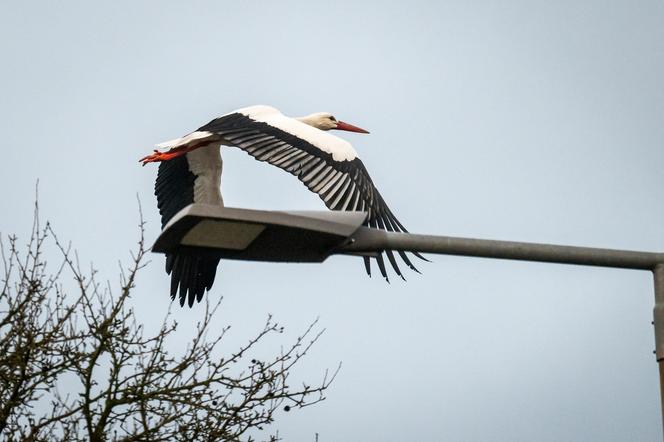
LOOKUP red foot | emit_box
[139,149,186,166]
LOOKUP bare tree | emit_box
[0,201,338,441]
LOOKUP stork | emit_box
[140,105,425,307]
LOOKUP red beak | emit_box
[334,121,370,134]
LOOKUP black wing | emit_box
[155,155,220,307]
[199,113,425,280]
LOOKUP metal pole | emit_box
[342,227,663,270]
[342,227,664,438]
[654,265,664,436]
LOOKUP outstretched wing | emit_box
[197,106,425,280]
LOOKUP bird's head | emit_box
[297,112,370,134]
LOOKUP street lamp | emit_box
[152,204,369,263]
[153,203,664,438]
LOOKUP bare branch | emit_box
[0,197,336,441]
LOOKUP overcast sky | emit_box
[2,1,664,440]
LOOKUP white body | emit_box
[186,144,224,206]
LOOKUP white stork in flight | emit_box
[140,105,425,307]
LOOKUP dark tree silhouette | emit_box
[0,201,338,441]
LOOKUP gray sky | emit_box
[2,1,663,440]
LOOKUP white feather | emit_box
[234,105,359,162]
[156,131,214,149]
[186,143,224,206]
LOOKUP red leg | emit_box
[139,145,197,166]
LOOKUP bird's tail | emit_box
[165,253,220,307]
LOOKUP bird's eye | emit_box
[329,116,337,122]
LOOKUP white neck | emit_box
[295,113,335,131]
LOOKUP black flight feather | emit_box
[155,156,220,307]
